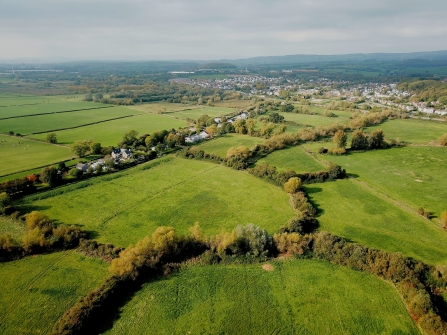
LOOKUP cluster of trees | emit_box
[398,79,447,105]
[348,109,402,129]
[71,140,106,157]
[350,129,386,150]
[278,104,312,114]
[0,174,37,196]
[45,133,57,144]
[0,211,85,261]
[118,129,185,152]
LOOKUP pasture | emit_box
[196,134,265,157]
[365,119,447,144]
[128,102,202,115]
[0,100,102,119]
[31,113,187,146]
[275,111,351,127]
[256,146,326,173]
[0,216,26,241]
[311,146,447,218]
[0,134,72,176]
[104,259,418,335]
[305,179,447,265]
[0,251,108,335]
[167,106,236,120]
[0,106,136,135]
[21,157,295,247]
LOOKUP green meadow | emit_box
[31,113,187,146]
[197,134,265,157]
[0,216,26,241]
[365,119,447,144]
[22,157,295,247]
[168,106,236,120]
[0,106,136,135]
[311,146,447,217]
[305,179,447,265]
[0,251,108,335]
[104,260,418,335]
[0,134,72,176]
[128,102,202,114]
[256,145,326,173]
[0,100,102,118]
[276,111,351,127]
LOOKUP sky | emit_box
[1,0,447,61]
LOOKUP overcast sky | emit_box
[1,0,447,61]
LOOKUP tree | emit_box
[120,130,139,147]
[284,177,302,194]
[351,130,369,150]
[71,141,90,157]
[277,124,287,134]
[25,211,52,230]
[205,124,218,138]
[57,161,66,172]
[369,130,385,149]
[0,192,10,214]
[46,133,57,144]
[90,142,101,154]
[260,121,276,137]
[268,113,285,123]
[40,166,59,187]
[279,104,294,113]
[333,129,347,149]
[245,118,257,136]
[233,119,247,134]
[68,168,82,179]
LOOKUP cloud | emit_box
[0,0,446,60]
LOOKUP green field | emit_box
[104,259,418,335]
[21,157,295,247]
[0,100,103,119]
[256,146,326,173]
[31,113,187,146]
[0,251,108,335]
[0,134,72,176]
[0,216,26,241]
[197,134,265,157]
[168,107,236,120]
[128,102,202,115]
[305,179,447,265]
[0,106,137,135]
[309,146,447,218]
[366,119,447,144]
[276,112,351,127]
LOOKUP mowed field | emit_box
[103,260,418,335]
[31,112,187,146]
[0,106,136,135]
[21,157,295,247]
[366,119,447,144]
[256,146,326,173]
[0,134,72,176]
[310,146,447,218]
[167,107,236,120]
[276,111,351,127]
[196,134,265,157]
[0,251,108,335]
[305,179,447,265]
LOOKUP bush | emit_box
[284,177,302,193]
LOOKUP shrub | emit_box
[284,177,302,194]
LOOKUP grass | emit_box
[275,112,351,127]
[30,113,187,146]
[366,119,447,144]
[308,146,447,219]
[168,107,236,120]
[0,251,108,335]
[0,106,136,135]
[256,146,326,173]
[196,134,265,157]
[0,100,104,118]
[104,259,419,335]
[0,134,73,176]
[21,157,295,247]
[0,216,26,241]
[305,179,447,265]
[127,102,202,115]
[213,99,255,109]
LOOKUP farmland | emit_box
[256,145,326,173]
[21,157,295,247]
[0,106,136,135]
[305,179,447,264]
[275,111,351,127]
[167,106,236,120]
[197,134,265,157]
[104,259,418,335]
[0,134,72,176]
[31,112,187,146]
[0,251,108,335]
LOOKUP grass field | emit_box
[128,102,202,115]
[196,134,265,157]
[213,99,255,109]
[104,259,418,335]
[0,251,108,335]
[0,134,73,176]
[276,112,351,127]
[308,146,447,218]
[0,106,137,135]
[168,107,236,120]
[0,216,26,241]
[21,157,295,247]
[256,146,326,173]
[366,119,447,144]
[305,179,447,265]
[30,113,187,146]
[0,100,104,119]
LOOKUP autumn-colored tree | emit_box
[333,129,347,149]
[245,118,257,136]
[369,129,385,149]
[350,129,369,150]
[284,177,302,194]
[25,211,52,230]
[205,124,218,138]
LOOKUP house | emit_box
[198,131,210,140]
[111,148,132,161]
[185,131,210,143]
[214,117,222,124]
[90,159,105,170]
[75,163,89,173]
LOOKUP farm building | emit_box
[112,148,132,161]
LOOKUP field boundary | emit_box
[0,105,114,120]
